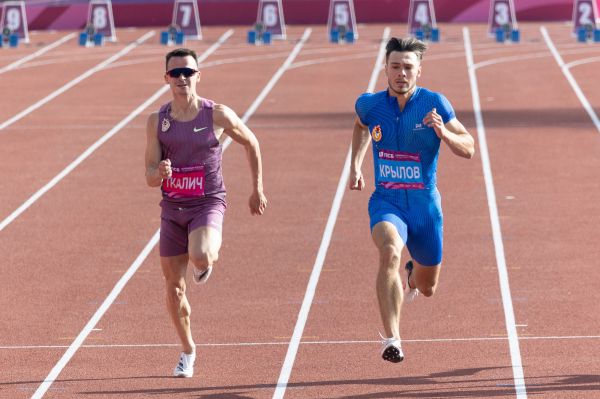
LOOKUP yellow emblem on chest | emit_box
[371,125,382,142]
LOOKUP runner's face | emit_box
[165,55,200,95]
[385,51,421,95]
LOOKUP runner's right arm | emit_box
[349,117,371,190]
[145,112,171,187]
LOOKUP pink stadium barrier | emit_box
[18,0,590,31]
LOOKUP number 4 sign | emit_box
[173,0,202,40]
[327,0,358,39]
[408,0,437,34]
[256,0,286,40]
[88,0,116,41]
[488,0,517,35]
[572,0,599,34]
[1,1,29,43]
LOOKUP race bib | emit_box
[377,149,424,189]
[162,165,205,197]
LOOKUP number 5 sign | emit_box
[572,0,599,34]
[488,0,517,35]
[327,0,358,39]
[173,0,202,40]
[1,1,29,43]
[88,0,116,41]
[408,0,437,34]
[256,0,286,40]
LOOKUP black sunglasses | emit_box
[166,67,198,78]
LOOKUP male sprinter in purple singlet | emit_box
[145,48,267,377]
[350,37,475,363]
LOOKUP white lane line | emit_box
[0,31,233,234]
[564,55,600,69]
[0,32,75,75]
[239,29,312,124]
[5,334,600,350]
[472,51,550,70]
[272,27,390,399]
[541,26,600,134]
[0,31,155,132]
[220,28,312,150]
[463,27,527,399]
[29,28,310,399]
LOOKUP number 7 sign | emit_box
[173,0,202,40]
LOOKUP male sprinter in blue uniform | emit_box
[350,37,475,363]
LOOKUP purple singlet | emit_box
[157,98,226,205]
[156,98,227,257]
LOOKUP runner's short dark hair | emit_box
[165,48,198,70]
[385,37,427,61]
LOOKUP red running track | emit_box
[0,22,599,399]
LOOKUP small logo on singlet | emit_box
[193,126,208,133]
[413,123,426,131]
[161,118,170,132]
[371,125,382,142]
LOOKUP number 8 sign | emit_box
[87,0,116,41]
[256,0,286,39]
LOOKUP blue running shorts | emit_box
[368,190,443,266]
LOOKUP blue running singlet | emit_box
[355,87,456,266]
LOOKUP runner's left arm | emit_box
[214,104,267,215]
[423,108,475,159]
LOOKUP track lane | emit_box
[0,28,236,398]
[285,23,520,398]
[0,26,341,399]
[468,22,600,399]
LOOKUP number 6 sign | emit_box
[256,0,286,40]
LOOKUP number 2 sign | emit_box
[572,0,599,34]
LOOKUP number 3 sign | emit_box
[488,0,517,35]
